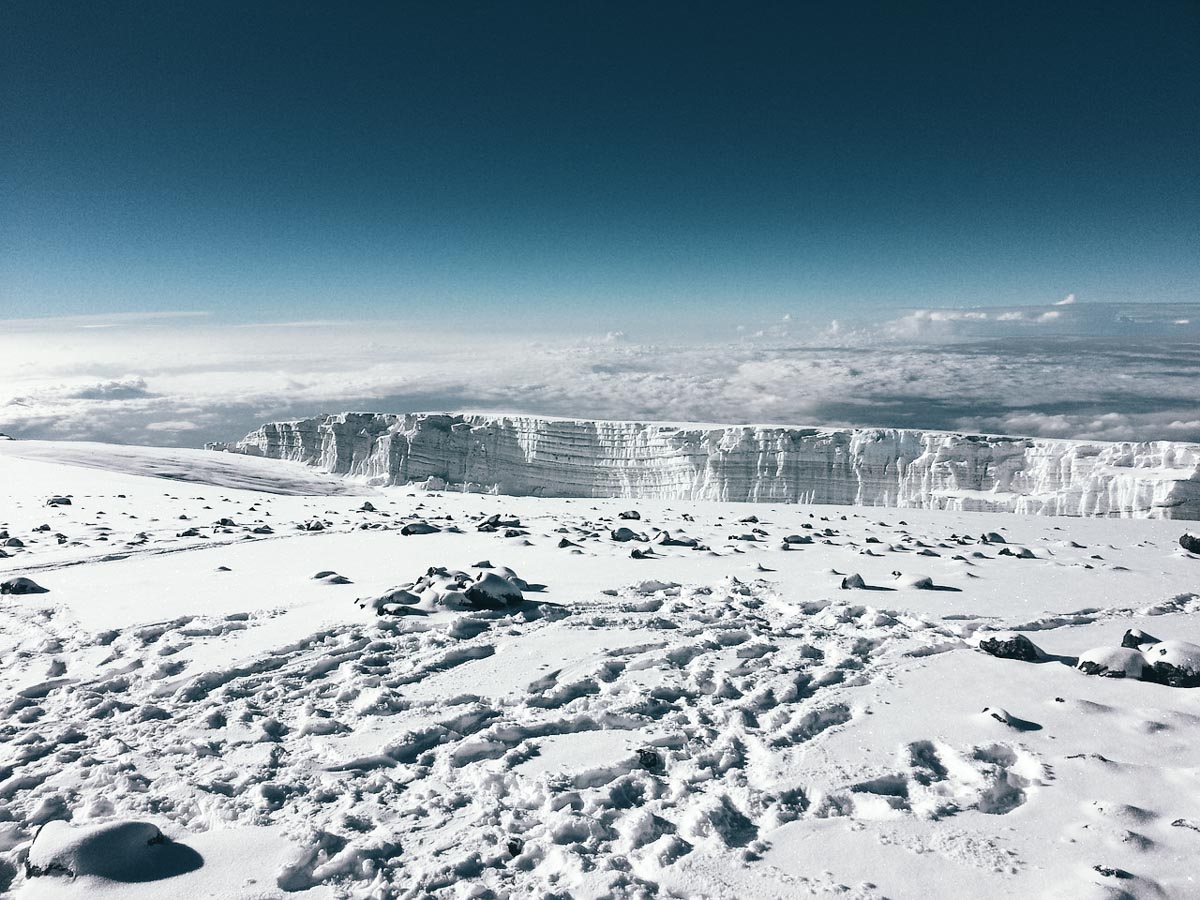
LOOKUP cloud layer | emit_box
[3,304,1199,447]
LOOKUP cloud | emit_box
[884,300,1200,341]
[65,377,154,400]
[145,420,203,432]
[1,310,1199,447]
[0,311,210,331]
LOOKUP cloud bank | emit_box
[2,304,1199,447]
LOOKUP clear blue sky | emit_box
[2,1,1197,332]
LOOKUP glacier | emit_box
[211,412,1200,519]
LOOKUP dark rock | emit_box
[637,748,663,770]
[401,522,441,536]
[1180,533,1200,554]
[1140,641,1200,687]
[978,633,1043,662]
[1120,628,1159,649]
[611,527,645,543]
[1,576,48,595]
[618,510,641,520]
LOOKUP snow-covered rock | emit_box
[26,819,200,881]
[1077,647,1146,679]
[1141,640,1200,687]
[221,412,1200,518]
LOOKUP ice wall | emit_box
[216,412,1200,518]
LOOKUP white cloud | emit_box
[2,309,1199,447]
[145,420,203,432]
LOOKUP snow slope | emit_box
[222,412,1200,518]
[1,440,1200,897]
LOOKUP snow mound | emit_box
[1142,640,1200,687]
[1076,647,1146,679]
[26,820,202,882]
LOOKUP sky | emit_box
[1,2,1198,445]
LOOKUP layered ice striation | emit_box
[215,413,1200,518]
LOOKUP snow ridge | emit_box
[216,413,1200,519]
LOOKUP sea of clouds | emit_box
[3,300,1198,447]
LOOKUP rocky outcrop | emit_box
[213,413,1200,519]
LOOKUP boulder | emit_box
[1077,647,1145,679]
[610,527,645,543]
[978,633,1043,662]
[1120,628,1159,649]
[1141,640,1200,687]
[1,576,48,595]
[401,522,441,536]
[465,572,524,608]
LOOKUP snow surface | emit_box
[1,440,1199,897]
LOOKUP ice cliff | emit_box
[213,413,1200,519]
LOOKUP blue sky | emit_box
[3,1,1197,334]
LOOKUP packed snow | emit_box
[1,438,1200,898]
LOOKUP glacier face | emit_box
[215,413,1200,519]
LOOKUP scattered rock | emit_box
[1141,640,1200,687]
[840,573,866,590]
[1180,533,1200,554]
[1077,647,1145,679]
[1120,628,1159,649]
[977,633,1043,662]
[401,522,441,536]
[611,527,645,543]
[1,576,49,595]
[998,546,1037,559]
[618,510,641,520]
[313,571,353,585]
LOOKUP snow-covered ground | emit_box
[1,439,1199,898]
